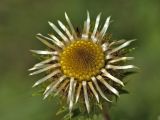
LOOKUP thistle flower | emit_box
[29,11,136,113]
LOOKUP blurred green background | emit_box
[0,0,160,120]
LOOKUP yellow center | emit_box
[60,40,105,81]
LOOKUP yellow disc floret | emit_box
[60,40,105,81]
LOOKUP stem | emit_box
[102,103,111,120]
[103,110,110,120]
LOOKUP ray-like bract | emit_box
[48,21,69,43]
[34,56,59,67]
[43,81,56,95]
[55,80,69,96]
[58,20,74,40]
[48,34,65,48]
[36,35,57,50]
[37,33,53,41]
[108,39,136,54]
[91,13,101,42]
[83,81,90,113]
[98,16,111,42]
[68,78,74,112]
[101,68,124,86]
[37,33,64,49]
[65,12,77,39]
[97,75,119,96]
[69,80,77,112]
[43,75,66,99]
[109,39,126,47]
[43,75,66,94]
[30,63,60,75]
[75,83,82,103]
[101,43,109,51]
[88,82,99,103]
[29,64,51,71]
[106,64,137,70]
[109,57,134,63]
[91,77,112,102]
[105,54,114,60]
[64,84,69,93]
[68,78,74,102]
[30,50,58,55]
[32,70,60,87]
[82,11,90,39]
[43,83,56,99]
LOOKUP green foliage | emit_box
[56,104,104,120]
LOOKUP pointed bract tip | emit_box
[30,49,36,53]
[29,73,33,76]
[107,16,111,22]
[64,12,68,17]
[57,20,61,23]
[87,10,89,15]
[130,39,137,42]
[36,33,41,36]
[28,67,34,71]
[48,21,54,27]
[43,94,48,100]
[121,82,125,87]
[32,82,39,88]
[98,12,102,16]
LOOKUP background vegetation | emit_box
[0,0,160,120]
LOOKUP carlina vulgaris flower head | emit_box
[29,11,137,114]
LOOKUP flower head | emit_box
[29,12,136,113]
